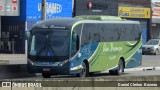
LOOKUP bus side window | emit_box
[72,33,79,56]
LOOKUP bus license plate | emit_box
[43,68,50,72]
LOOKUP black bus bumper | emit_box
[27,62,69,75]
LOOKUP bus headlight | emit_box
[28,59,35,66]
[59,60,68,67]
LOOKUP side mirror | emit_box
[25,31,30,40]
[73,34,78,42]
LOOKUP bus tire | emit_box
[109,59,124,75]
[42,73,51,78]
[89,72,94,76]
[115,59,124,75]
[76,62,89,77]
[109,70,115,75]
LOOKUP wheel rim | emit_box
[80,63,86,77]
[119,60,123,73]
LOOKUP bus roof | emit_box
[31,17,140,30]
[75,15,139,24]
[83,20,140,24]
[75,15,124,21]
[32,18,80,30]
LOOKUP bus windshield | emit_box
[29,29,70,57]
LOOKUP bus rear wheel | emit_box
[76,62,89,77]
[42,73,51,78]
[109,59,124,75]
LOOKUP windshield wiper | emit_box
[36,40,47,57]
[47,43,57,57]
[37,44,57,57]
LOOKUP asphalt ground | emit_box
[0,54,160,79]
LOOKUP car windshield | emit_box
[29,29,70,57]
[145,39,159,45]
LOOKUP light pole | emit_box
[42,0,46,20]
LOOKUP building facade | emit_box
[74,0,118,16]
[118,0,151,44]
[0,0,72,54]
[74,0,151,44]
[151,0,160,39]
[0,0,20,53]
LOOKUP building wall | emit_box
[151,0,160,39]
[74,0,151,43]
[0,0,20,16]
[1,16,25,53]
[74,0,118,16]
[0,0,73,54]
[119,0,150,7]
[118,0,151,43]
[152,24,160,39]
[0,0,22,53]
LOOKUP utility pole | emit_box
[42,0,46,20]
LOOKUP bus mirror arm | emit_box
[25,31,30,40]
[73,34,78,42]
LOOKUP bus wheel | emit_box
[89,72,94,76]
[42,73,51,78]
[115,59,124,75]
[109,59,124,75]
[76,62,88,77]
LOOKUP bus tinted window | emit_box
[80,22,140,45]
[81,23,100,45]
[74,24,82,37]
[100,23,140,42]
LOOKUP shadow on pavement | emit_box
[0,64,36,79]
[48,72,130,78]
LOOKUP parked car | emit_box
[142,39,160,55]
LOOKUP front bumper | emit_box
[27,61,69,75]
[142,49,155,54]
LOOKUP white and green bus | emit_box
[27,16,142,78]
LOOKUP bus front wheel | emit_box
[42,73,51,78]
[109,59,124,75]
[76,62,89,77]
